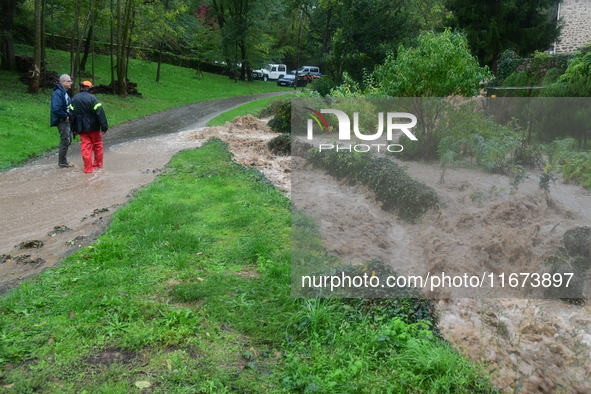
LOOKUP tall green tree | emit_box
[306,0,445,83]
[324,0,411,82]
[373,29,490,98]
[372,30,492,159]
[446,0,561,73]
[28,0,43,93]
[0,0,24,70]
[132,0,188,82]
[210,0,283,80]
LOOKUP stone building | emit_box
[553,0,591,53]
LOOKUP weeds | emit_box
[538,170,556,193]
[509,164,528,193]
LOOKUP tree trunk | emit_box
[0,36,16,71]
[125,13,135,85]
[74,9,92,81]
[28,0,42,94]
[1,0,18,71]
[110,0,115,91]
[116,0,125,96]
[80,24,94,72]
[91,24,95,83]
[71,0,80,81]
[239,42,247,81]
[156,40,163,82]
[322,7,332,55]
[40,0,46,72]
[117,0,134,96]
[155,0,169,82]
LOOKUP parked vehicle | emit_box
[290,66,322,77]
[277,74,310,87]
[252,64,287,81]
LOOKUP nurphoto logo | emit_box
[304,108,418,153]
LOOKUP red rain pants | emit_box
[80,131,104,173]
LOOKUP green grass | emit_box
[206,94,292,126]
[0,138,496,393]
[0,45,284,170]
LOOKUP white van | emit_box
[252,64,287,81]
[291,66,321,77]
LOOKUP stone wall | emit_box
[554,0,591,53]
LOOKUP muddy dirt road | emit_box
[0,92,288,292]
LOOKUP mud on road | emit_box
[0,92,288,293]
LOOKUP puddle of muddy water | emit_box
[0,129,205,290]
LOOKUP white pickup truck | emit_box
[252,64,287,81]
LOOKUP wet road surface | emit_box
[0,92,288,292]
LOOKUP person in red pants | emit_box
[70,81,109,173]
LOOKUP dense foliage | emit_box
[265,98,292,134]
[446,0,561,72]
[373,30,491,98]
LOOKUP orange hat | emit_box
[80,80,93,88]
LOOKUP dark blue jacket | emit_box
[50,84,71,127]
[69,90,109,134]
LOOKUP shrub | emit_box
[373,30,491,97]
[267,133,291,155]
[561,152,591,190]
[556,46,591,97]
[262,98,291,134]
[513,140,543,169]
[492,49,522,86]
[306,149,439,222]
[542,67,563,85]
[309,75,338,97]
[543,137,576,167]
[500,71,532,97]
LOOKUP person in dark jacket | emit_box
[69,81,109,173]
[50,74,73,168]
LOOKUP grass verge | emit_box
[0,139,495,393]
[206,94,293,127]
[0,45,284,170]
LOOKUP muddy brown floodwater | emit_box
[291,133,591,393]
[1,100,591,393]
[0,92,288,293]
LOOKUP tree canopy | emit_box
[372,30,491,97]
[0,0,573,93]
[445,0,562,73]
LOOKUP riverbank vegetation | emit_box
[298,31,591,192]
